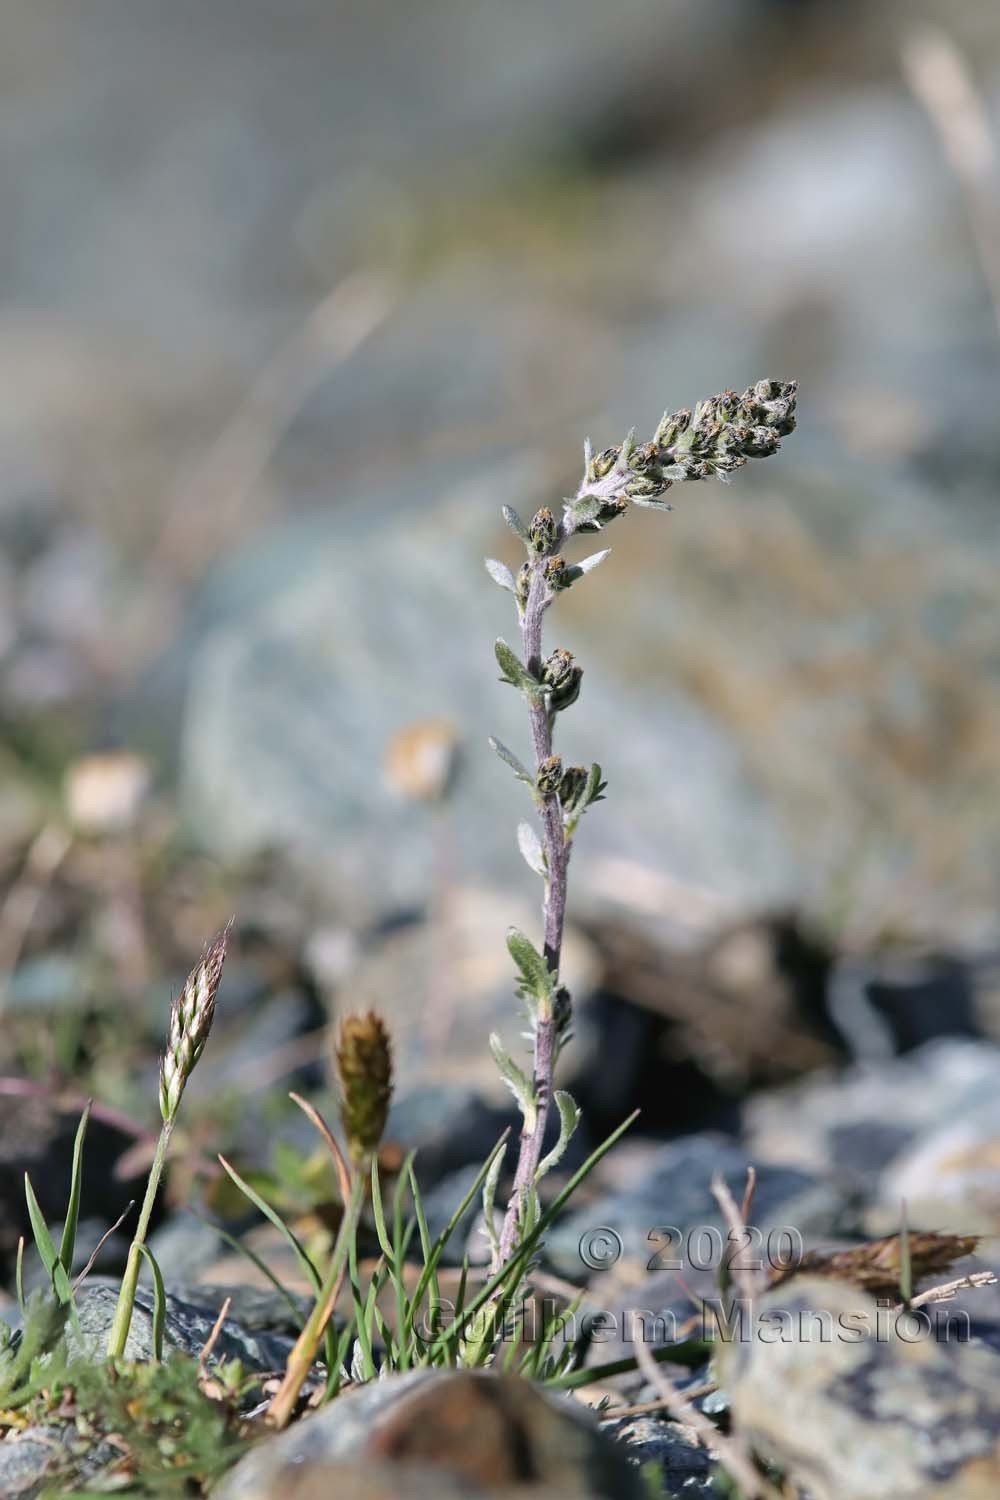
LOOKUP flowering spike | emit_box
[159,924,231,1122]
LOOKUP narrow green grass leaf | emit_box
[136,1244,167,1361]
[348,1235,378,1380]
[217,1155,322,1298]
[189,1211,304,1329]
[391,1164,411,1373]
[326,1312,357,1398]
[24,1173,74,1306]
[15,1237,25,1315]
[549,1338,708,1390]
[406,1162,440,1351]
[522,1291,583,1379]
[405,1133,508,1342]
[370,1159,395,1265]
[58,1101,92,1275]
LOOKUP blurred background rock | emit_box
[3,0,1000,1302]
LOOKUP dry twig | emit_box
[635,1335,782,1500]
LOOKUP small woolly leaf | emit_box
[481,1144,505,1260]
[517,821,547,876]
[502,505,531,544]
[485,557,516,593]
[489,1033,537,1133]
[494,639,542,698]
[585,762,607,806]
[488,736,533,786]
[630,494,674,511]
[506,927,554,1005]
[566,495,603,529]
[536,1091,581,1181]
[560,548,611,587]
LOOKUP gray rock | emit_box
[547,1132,844,1281]
[0,1423,122,1500]
[601,1414,714,1498]
[215,1367,645,1499]
[744,1039,1000,1191]
[180,471,806,925]
[145,1212,228,1284]
[726,1277,1000,1500]
[878,1092,1000,1237]
[66,1277,296,1370]
[3,954,86,1012]
[0,1426,67,1499]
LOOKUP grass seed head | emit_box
[159,924,230,1122]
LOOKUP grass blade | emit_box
[24,1173,74,1306]
[406,1162,440,1353]
[58,1101,92,1275]
[404,1132,508,1346]
[189,1211,304,1328]
[216,1155,322,1298]
[391,1163,411,1373]
[137,1244,167,1361]
[549,1339,708,1391]
[348,1234,378,1381]
[15,1237,25,1314]
[370,1158,395,1264]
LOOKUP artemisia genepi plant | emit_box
[12,380,797,1448]
[481,380,798,1273]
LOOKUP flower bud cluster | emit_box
[567,378,797,531]
[534,753,591,815]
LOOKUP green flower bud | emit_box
[625,474,670,499]
[589,446,619,482]
[543,648,582,711]
[553,984,572,1037]
[656,409,691,449]
[529,506,558,554]
[536,754,564,796]
[544,555,569,590]
[745,425,781,457]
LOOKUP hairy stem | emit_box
[496,533,570,1268]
